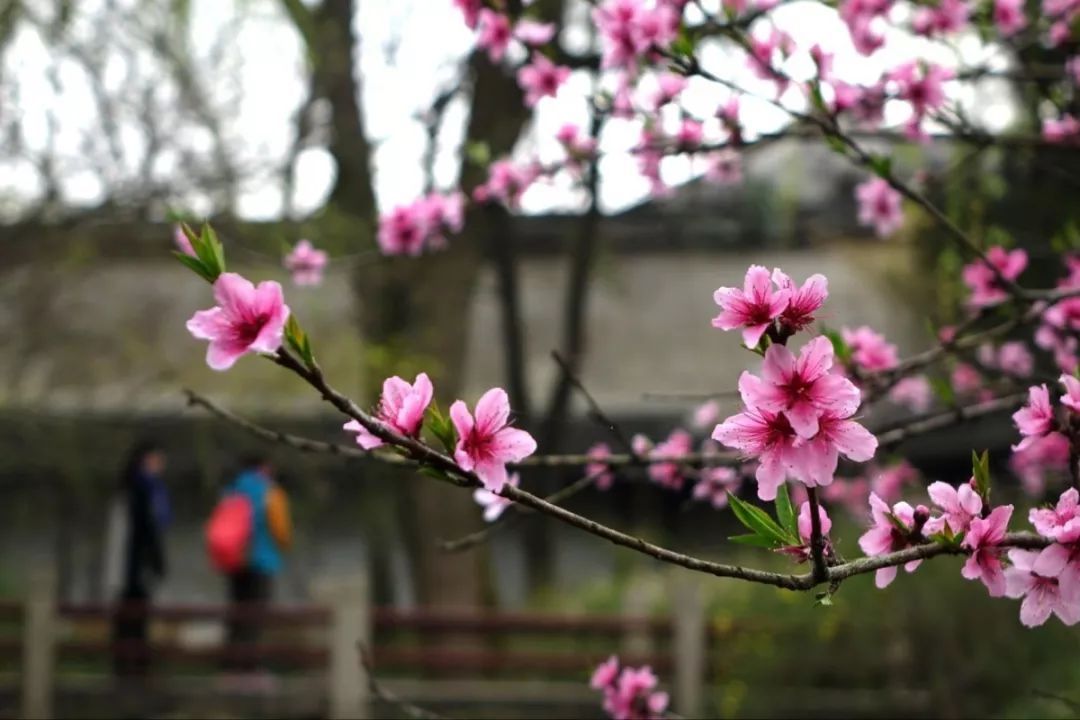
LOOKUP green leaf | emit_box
[825,134,847,156]
[867,154,892,179]
[204,224,227,276]
[819,325,851,364]
[172,251,214,283]
[284,315,315,368]
[814,592,833,607]
[930,375,955,405]
[972,449,991,502]
[728,493,790,546]
[774,483,798,538]
[670,32,695,59]
[425,402,456,453]
[729,533,780,548]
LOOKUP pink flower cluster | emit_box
[587,443,617,490]
[473,159,543,207]
[713,335,878,500]
[711,266,828,348]
[976,341,1034,378]
[378,192,465,256]
[842,326,899,373]
[1036,256,1080,373]
[591,656,669,720]
[961,246,1027,308]
[854,473,1080,628]
[1009,488,1080,626]
[341,380,537,495]
[887,61,953,140]
[475,9,555,63]
[1012,378,1078,452]
[593,0,680,71]
[283,239,328,286]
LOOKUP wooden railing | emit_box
[0,573,711,719]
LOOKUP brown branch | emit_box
[194,351,1044,594]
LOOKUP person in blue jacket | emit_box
[223,456,292,671]
[111,440,171,676]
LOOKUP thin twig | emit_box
[360,646,446,720]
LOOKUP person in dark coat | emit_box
[111,440,170,676]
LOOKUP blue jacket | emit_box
[228,470,283,576]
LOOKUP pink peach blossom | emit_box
[1061,373,1080,413]
[889,376,933,412]
[186,273,290,371]
[998,341,1035,377]
[453,0,482,28]
[591,655,620,690]
[1004,548,1080,627]
[739,336,861,438]
[477,9,512,62]
[451,388,537,492]
[795,410,879,487]
[855,177,903,237]
[994,0,1028,36]
[712,407,802,501]
[517,54,571,107]
[858,493,927,588]
[1010,431,1072,496]
[922,479,982,535]
[693,464,741,509]
[772,269,828,334]
[961,504,1013,596]
[342,372,434,450]
[797,500,833,543]
[1030,488,1080,544]
[647,429,693,490]
[473,472,519,522]
[842,326,899,372]
[692,400,721,429]
[870,460,920,500]
[1012,384,1055,451]
[283,239,328,286]
[705,150,742,185]
[514,19,557,46]
[711,265,792,348]
[173,224,195,257]
[1042,115,1080,144]
[587,443,616,491]
[962,246,1028,307]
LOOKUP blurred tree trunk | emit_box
[286,0,540,609]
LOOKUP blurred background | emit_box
[0,0,1079,718]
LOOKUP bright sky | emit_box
[0,0,1018,221]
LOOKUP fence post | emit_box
[22,568,57,720]
[673,573,705,718]
[316,575,371,720]
[621,576,653,660]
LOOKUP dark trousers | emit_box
[112,586,150,677]
[226,569,271,671]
